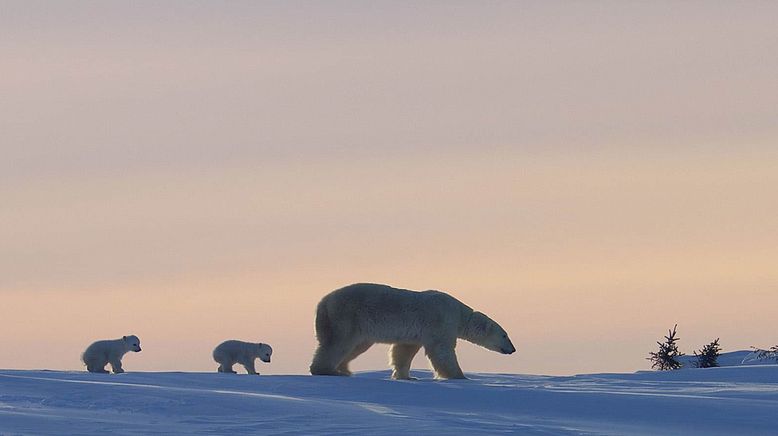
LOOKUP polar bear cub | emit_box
[82,335,142,374]
[213,340,272,375]
[310,283,516,380]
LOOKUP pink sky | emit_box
[1,1,777,375]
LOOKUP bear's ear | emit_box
[122,336,127,340]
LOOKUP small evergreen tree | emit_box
[751,345,778,363]
[648,324,685,370]
[693,338,721,368]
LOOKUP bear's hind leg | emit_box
[390,343,421,380]
[217,363,237,373]
[337,342,373,376]
[310,340,358,376]
[86,362,109,374]
[424,343,466,380]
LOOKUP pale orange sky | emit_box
[1,1,777,375]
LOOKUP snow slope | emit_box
[1,365,777,435]
[678,350,775,368]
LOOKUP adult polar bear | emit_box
[310,283,516,379]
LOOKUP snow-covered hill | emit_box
[678,350,774,368]
[1,365,777,435]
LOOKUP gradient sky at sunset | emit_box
[2,1,777,375]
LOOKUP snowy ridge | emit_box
[1,365,777,435]
[678,350,778,369]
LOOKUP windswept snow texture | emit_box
[1,366,777,435]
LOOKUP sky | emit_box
[1,1,777,376]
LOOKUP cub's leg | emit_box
[86,362,109,374]
[240,358,258,375]
[108,359,124,374]
[217,362,237,373]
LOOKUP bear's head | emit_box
[123,335,142,352]
[256,343,273,363]
[464,312,516,355]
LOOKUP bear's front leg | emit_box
[109,360,124,374]
[240,358,258,375]
[424,343,466,380]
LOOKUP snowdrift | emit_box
[1,364,777,435]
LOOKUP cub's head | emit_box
[123,335,142,352]
[466,312,516,355]
[256,343,273,363]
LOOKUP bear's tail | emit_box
[314,299,333,345]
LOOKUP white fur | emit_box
[310,283,516,380]
[213,340,273,375]
[81,335,141,374]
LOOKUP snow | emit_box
[678,350,775,368]
[1,364,777,435]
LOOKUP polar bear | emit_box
[309,283,516,380]
[213,340,273,375]
[81,335,142,374]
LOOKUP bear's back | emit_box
[82,339,118,362]
[85,339,113,352]
[325,283,468,321]
[214,340,248,354]
[326,283,449,305]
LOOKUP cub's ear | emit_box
[122,336,127,340]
